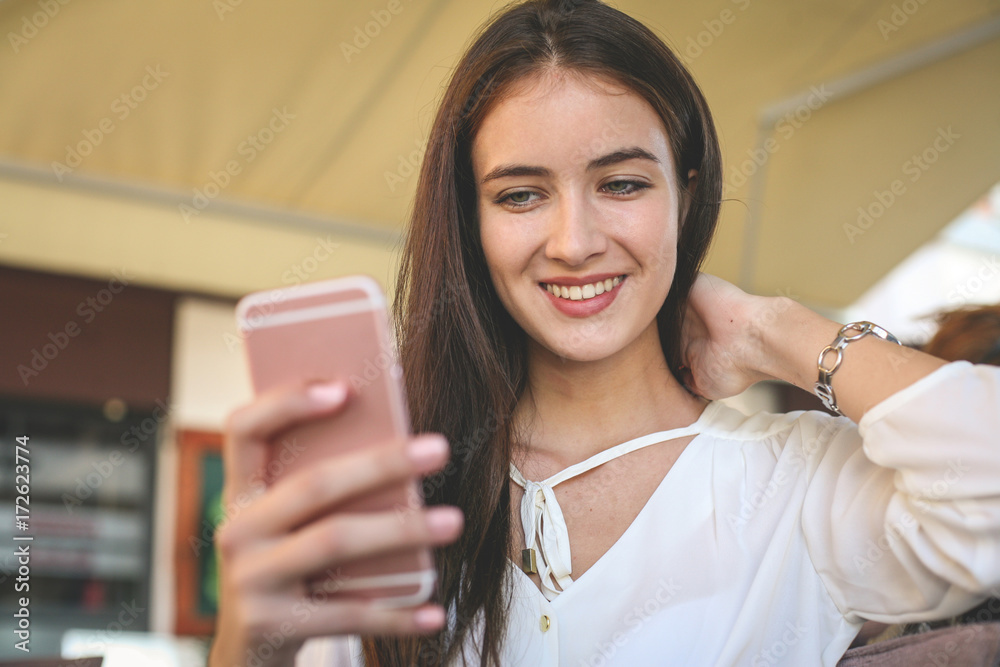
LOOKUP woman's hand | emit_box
[679,273,790,399]
[680,273,946,420]
[208,381,463,667]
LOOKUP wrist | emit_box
[814,322,904,415]
[210,636,300,667]
[753,298,842,391]
[745,297,946,420]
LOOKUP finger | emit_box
[300,602,448,637]
[245,598,448,640]
[241,505,464,589]
[220,433,450,544]
[222,380,352,504]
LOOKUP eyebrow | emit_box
[479,146,660,184]
[588,147,660,170]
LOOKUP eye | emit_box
[494,189,542,209]
[601,179,650,196]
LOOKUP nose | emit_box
[544,192,607,267]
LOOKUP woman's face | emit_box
[473,70,687,362]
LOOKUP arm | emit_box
[798,361,1000,621]
[681,273,1000,620]
[679,273,946,421]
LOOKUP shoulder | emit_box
[699,399,852,449]
[694,360,992,471]
[688,400,863,487]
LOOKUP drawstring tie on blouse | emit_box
[509,421,705,602]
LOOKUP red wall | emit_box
[0,265,176,411]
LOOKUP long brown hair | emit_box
[363,1,722,664]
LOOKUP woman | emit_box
[209,1,1000,665]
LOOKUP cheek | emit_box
[479,216,515,296]
[650,230,678,281]
[621,202,680,282]
[479,218,500,276]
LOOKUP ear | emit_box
[685,168,698,194]
[679,168,698,224]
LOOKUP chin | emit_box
[534,331,626,363]
[554,348,616,363]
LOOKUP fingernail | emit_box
[407,435,447,467]
[426,507,463,536]
[414,606,445,630]
[307,382,347,407]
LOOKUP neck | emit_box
[513,322,707,469]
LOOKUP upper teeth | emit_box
[544,276,623,301]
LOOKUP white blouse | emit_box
[295,361,1000,666]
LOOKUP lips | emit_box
[541,275,624,301]
[538,274,626,317]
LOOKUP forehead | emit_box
[471,69,673,174]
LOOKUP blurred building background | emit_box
[0,0,998,663]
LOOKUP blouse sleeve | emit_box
[801,361,1000,624]
[295,635,358,666]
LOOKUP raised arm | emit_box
[682,272,1000,622]
[679,272,947,421]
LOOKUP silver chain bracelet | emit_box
[815,321,902,416]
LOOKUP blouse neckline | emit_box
[507,400,725,602]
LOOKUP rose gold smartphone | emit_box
[235,274,435,607]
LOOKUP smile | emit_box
[541,275,625,301]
